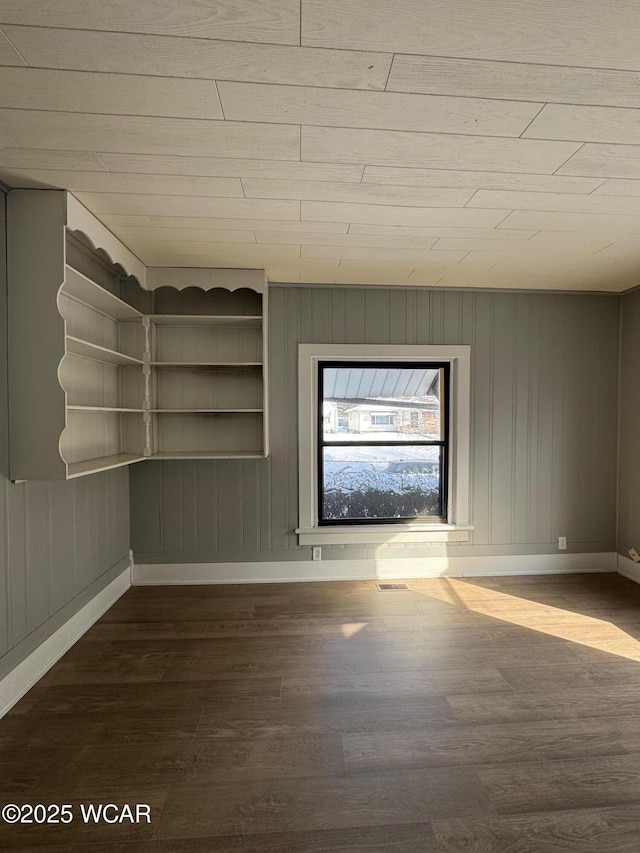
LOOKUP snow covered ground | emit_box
[323,445,440,497]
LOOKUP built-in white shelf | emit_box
[63,265,143,321]
[8,190,269,479]
[67,405,145,413]
[66,335,143,366]
[67,453,146,479]
[149,361,262,367]
[149,451,265,460]
[147,314,261,327]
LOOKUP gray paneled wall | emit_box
[130,285,619,564]
[618,288,640,557]
[0,198,130,678]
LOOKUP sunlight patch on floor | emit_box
[442,579,640,661]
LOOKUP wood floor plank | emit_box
[70,823,440,852]
[14,679,282,715]
[497,661,640,692]
[253,599,422,617]
[201,615,389,638]
[0,745,71,794]
[432,807,640,853]
[477,754,640,814]
[39,735,344,796]
[4,847,70,853]
[281,668,512,704]
[447,683,640,724]
[376,640,588,672]
[343,718,627,774]
[99,598,257,622]
[161,650,382,681]
[37,649,175,686]
[0,708,200,748]
[196,695,455,739]
[85,621,213,641]
[154,768,492,838]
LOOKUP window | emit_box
[318,362,449,524]
[297,345,472,545]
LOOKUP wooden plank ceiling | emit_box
[1,1,640,291]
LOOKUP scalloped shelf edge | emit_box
[66,193,147,288]
[146,267,267,293]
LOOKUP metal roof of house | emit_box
[323,366,439,400]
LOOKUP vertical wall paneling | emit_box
[617,289,640,556]
[0,209,131,680]
[48,480,76,612]
[0,192,8,657]
[160,462,186,554]
[130,284,619,565]
[216,461,245,555]
[196,463,217,555]
[591,301,618,544]
[0,479,6,657]
[242,460,261,554]
[489,294,515,544]
[470,292,492,546]
[514,293,534,544]
[25,482,51,633]
[7,489,28,646]
[286,288,300,551]
[129,460,162,554]
[535,297,555,543]
[387,288,406,345]
[269,287,290,552]
[364,289,388,342]
[181,462,199,555]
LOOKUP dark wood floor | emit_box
[5,573,640,850]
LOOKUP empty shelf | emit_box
[63,266,143,321]
[67,453,146,478]
[148,314,262,326]
[66,336,143,366]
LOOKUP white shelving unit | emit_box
[7,190,269,480]
[143,276,268,461]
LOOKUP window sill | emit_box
[295,524,473,546]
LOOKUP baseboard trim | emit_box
[133,552,617,585]
[617,553,640,583]
[0,564,132,719]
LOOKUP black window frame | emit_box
[317,360,450,526]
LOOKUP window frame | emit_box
[317,359,450,526]
[296,344,473,546]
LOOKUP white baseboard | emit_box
[133,552,617,585]
[617,553,640,583]
[0,565,131,719]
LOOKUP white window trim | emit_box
[296,344,473,545]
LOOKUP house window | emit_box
[318,361,449,524]
[296,344,473,545]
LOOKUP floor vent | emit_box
[376,583,409,591]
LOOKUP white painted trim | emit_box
[0,565,131,719]
[296,524,473,545]
[297,343,472,541]
[617,553,640,583]
[66,193,147,287]
[133,552,616,585]
[146,267,266,292]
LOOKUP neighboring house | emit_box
[345,403,399,433]
[343,398,440,437]
[322,400,338,433]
